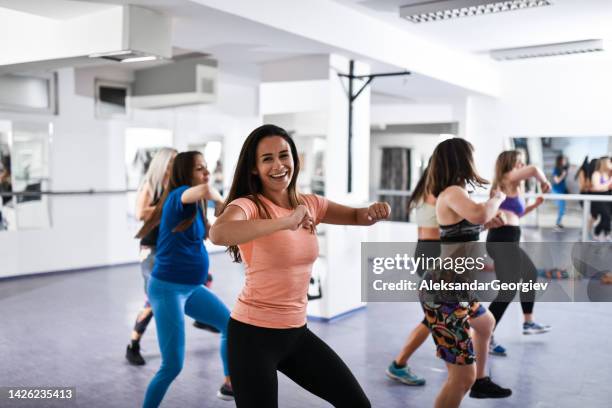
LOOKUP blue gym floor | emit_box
[1,234,610,407]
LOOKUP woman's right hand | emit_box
[540,181,552,193]
[285,205,314,232]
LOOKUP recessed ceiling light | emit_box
[490,39,604,60]
[120,56,159,63]
[400,0,552,23]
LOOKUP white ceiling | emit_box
[331,0,612,54]
[3,0,610,103]
[0,0,114,19]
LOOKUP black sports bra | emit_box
[439,219,482,242]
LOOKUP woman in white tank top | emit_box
[386,166,439,386]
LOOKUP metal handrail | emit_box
[374,189,612,241]
[375,189,612,202]
[0,189,137,197]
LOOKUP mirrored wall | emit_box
[511,136,612,230]
[0,121,52,231]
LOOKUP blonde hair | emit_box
[139,147,177,200]
[492,150,521,193]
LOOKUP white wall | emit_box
[371,102,457,126]
[0,63,261,278]
[367,53,612,185]
[461,53,612,182]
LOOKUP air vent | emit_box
[130,58,218,108]
[490,39,604,61]
[400,0,552,23]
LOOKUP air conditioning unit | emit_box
[130,57,217,108]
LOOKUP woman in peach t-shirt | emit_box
[210,124,390,408]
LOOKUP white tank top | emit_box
[414,201,438,228]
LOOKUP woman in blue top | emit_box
[136,151,233,407]
[552,154,569,229]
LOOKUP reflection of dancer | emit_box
[577,157,596,237]
[138,151,233,406]
[552,154,568,230]
[590,157,612,241]
[126,148,176,366]
[386,166,434,386]
[211,124,389,408]
[0,155,11,230]
[424,138,511,407]
[486,150,551,357]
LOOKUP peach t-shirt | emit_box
[228,194,329,329]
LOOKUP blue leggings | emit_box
[143,276,230,408]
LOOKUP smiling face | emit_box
[253,136,294,194]
[191,154,210,186]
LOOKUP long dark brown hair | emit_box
[136,151,206,239]
[407,161,430,210]
[220,124,302,263]
[426,138,488,197]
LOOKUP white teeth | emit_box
[270,172,287,179]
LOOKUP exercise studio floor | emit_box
[1,250,609,408]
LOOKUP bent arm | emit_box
[507,165,547,184]
[181,184,224,205]
[321,200,390,225]
[523,197,544,216]
[209,205,290,245]
[135,186,155,221]
[553,170,566,184]
[446,187,504,225]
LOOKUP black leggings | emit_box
[591,192,611,236]
[416,239,441,328]
[228,318,370,408]
[486,226,537,325]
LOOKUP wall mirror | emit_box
[0,121,52,231]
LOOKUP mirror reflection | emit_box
[0,121,51,231]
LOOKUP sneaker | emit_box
[489,337,507,356]
[385,362,426,386]
[469,376,512,399]
[523,321,552,335]
[554,224,564,232]
[216,383,234,401]
[193,321,220,333]
[126,344,145,366]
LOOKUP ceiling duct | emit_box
[87,6,171,63]
[490,39,604,61]
[130,57,217,109]
[0,5,171,70]
[399,0,552,23]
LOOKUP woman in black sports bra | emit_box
[422,138,511,408]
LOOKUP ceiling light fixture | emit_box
[400,0,552,23]
[490,39,604,60]
[88,50,163,63]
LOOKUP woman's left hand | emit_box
[366,202,391,223]
[534,196,545,207]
